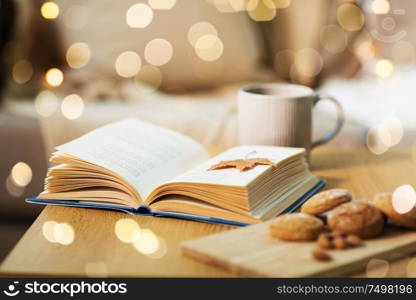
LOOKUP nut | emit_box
[333,237,347,249]
[345,234,362,247]
[312,249,332,262]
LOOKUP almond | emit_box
[312,249,331,262]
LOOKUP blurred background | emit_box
[1,0,415,261]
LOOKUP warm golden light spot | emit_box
[294,48,323,77]
[407,257,416,277]
[12,59,33,84]
[126,3,153,28]
[214,0,239,12]
[392,185,416,214]
[375,59,394,77]
[11,162,32,187]
[195,35,224,62]
[115,51,142,78]
[5,175,25,197]
[42,221,58,243]
[320,24,348,54]
[66,42,91,69]
[63,5,88,30]
[115,219,141,243]
[228,0,248,11]
[247,0,277,21]
[144,39,173,66]
[41,1,60,19]
[371,0,390,14]
[366,259,389,277]
[135,65,163,92]
[85,262,109,277]
[53,223,75,245]
[392,41,416,65]
[35,90,58,117]
[366,125,390,155]
[273,0,291,8]
[355,41,376,61]
[133,229,159,255]
[61,94,84,120]
[148,237,168,259]
[337,3,364,32]
[376,117,403,147]
[188,22,218,47]
[45,68,64,87]
[148,0,176,10]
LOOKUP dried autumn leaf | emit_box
[208,158,276,172]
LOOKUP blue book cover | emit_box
[26,179,325,227]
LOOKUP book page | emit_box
[168,145,304,187]
[56,119,209,200]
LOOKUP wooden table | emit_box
[1,148,416,277]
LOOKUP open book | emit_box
[27,119,324,226]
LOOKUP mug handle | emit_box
[310,94,344,149]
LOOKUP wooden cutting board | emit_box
[181,220,416,277]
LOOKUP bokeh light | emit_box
[376,117,403,147]
[42,221,59,243]
[355,41,376,61]
[188,22,218,47]
[40,1,60,19]
[66,42,91,69]
[144,39,173,66]
[320,24,348,54]
[247,0,277,22]
[148,237,168,259]
[133,228,159,255]
[148,0,176,10]
[294,48,323,77]
[366,125,390,155]
[35,90,59,117]
[45,68,64,87]
[53,222,75,245]
[229,0,248,11]
[194,35,224,62]
[61,94,84,120]
[63,5,88,30]
[12,59,33,84]
[134,65,163,92]
[375,59,394,77]
[5,175,25,197]
[85,262,109,277]
[214,0,241,12]
[366,258,389,277]
[126,3,153,28]
[337,3,364,32]
[392,185,416,214]
[371,0,390,15]
[115,219,141,243]
[11,162,32,187]
[392,41,416,65]
[115,51,142,78]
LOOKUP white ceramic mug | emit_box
[238,83,344,152]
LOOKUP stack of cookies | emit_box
[268,188,416,262]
